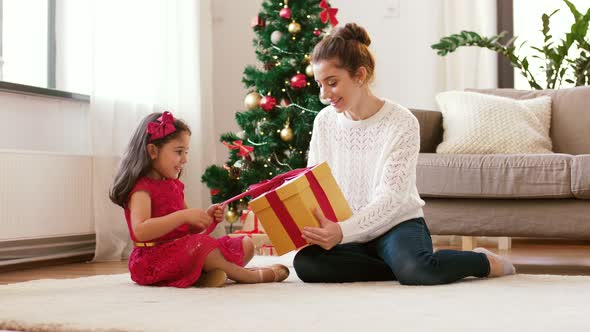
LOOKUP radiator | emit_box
[0,150,95,265]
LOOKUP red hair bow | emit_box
[223,140,254,158]
[319,0,338,27]
[147,111,176,142]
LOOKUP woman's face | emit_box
[313,59,364,114]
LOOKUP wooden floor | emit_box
[1,240,590,285]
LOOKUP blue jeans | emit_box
[293,218,490,285]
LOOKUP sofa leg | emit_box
[498,237,512,251]
[461,236,477,251]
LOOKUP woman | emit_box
[294,23,515,285]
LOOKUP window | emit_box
[1,0,49,88]
[513,0,590,89]
[0,0,91,99]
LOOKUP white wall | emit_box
[211,0,263,164]
[331,0,444,109]
[211,0,445,163]
[0,91,90,154]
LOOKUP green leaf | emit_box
[563,0,581,20]
[522,58,529,71]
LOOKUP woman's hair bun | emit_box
[334,23,371,46]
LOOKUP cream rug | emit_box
[1,253,589,332]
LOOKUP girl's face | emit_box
[148,131,190,179]
[313,59,364,114]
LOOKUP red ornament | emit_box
[313,28,322,36]
[210,189,220,196]
[290,73,307,89]
[251,15,266,28]
[260,96,277,111]
[279,7,292,20]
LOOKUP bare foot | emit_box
[473,247,516,277]
[253,264,290,283]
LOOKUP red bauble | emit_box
[279,7,292,20]
[313,28,322,36]
[260,96,277,111]
[290,73,307,89]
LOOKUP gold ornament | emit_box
[280,126,294,142]
[244,92,262,110]
[225,209,239,223]
[305,64,314,77]
[288,21,301,34]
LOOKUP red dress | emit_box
[124,177,245,288]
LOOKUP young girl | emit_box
[110,111,289,288]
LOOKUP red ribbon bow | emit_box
[223,140,254,158]
[147,111,176,142]
[319,0,338,27]
[221,166,313,206]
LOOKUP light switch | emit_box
[385,0,400,19]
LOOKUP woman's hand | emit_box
[206,204,225,223]
[184,208,213,232]
[301,208,343,250]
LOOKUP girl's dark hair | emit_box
[311,23,376,83]
[109,112,191,208]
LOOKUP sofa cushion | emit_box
[468,86,590,155]
[572,155,590,199]
[417,153,573,198]
[410,109,443,153]
[435,91,553,154]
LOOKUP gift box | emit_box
[227,233,273,255]
[236,209,265,234]
[227,209,271,255]
[248,162,352,255]
[259,244,277,256]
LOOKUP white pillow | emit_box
[435,91,553,154]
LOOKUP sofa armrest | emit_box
[410,109,443,153]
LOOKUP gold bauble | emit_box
[288,21,301,34]
[280,126,294,142]
[305,64,314,77]
[225,209,239,224]
[244,92,262,110]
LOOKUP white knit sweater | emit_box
[308,99,425,244]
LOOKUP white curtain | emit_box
[89,0,217,261]
[438,0,498,91]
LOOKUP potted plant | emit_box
[431,0,590,89]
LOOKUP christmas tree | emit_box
[201,0,339,224]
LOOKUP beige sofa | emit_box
[411,86,590,250]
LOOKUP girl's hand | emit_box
[184,208,213,231]
[206,204,225,223]
[301,208,343,250]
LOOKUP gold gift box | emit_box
[248,162,352,255]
